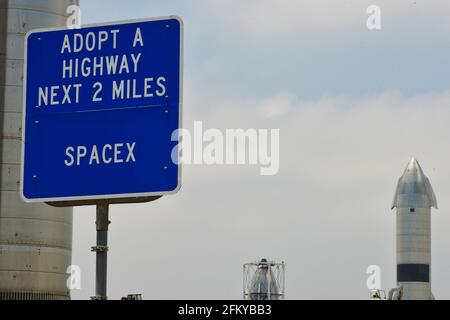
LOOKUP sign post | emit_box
[21,16,183,299]
[92,202,109,300]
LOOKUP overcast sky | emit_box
[71,0,450,299]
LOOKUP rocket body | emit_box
[392,158,437,300]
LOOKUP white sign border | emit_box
[20,16,184,203]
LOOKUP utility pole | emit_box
[0,0,78,300]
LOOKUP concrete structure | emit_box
[391,157,437,300]
[0,0,77,300]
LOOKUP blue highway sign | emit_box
[21,17,183,202]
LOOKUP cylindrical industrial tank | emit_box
[0,0,77,300]
[243,259,285,300]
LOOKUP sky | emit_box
[71,0,450,299]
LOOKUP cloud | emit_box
[258,94,295,118]
[72,87,450,299]
[191,0,450,40]
[72,0,450,300]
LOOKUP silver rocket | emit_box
[391,157,437,300]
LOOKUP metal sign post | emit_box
[50,196,161,299]
[92,202,110,300]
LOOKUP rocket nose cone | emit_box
[391,158,438,209]
[402,157,426,182]
[406,157,420,171]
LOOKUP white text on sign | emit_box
[64,142,136,166]
[36,27,168,107]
